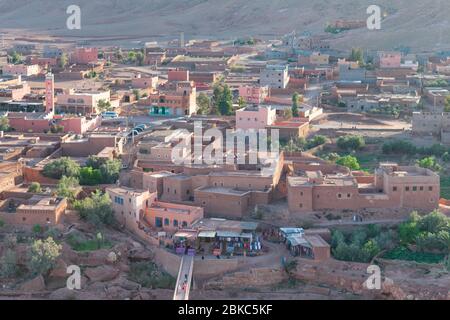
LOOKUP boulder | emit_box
[19,275,46,292]
[85,265,120,282]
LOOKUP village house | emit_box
[287,162,440,213]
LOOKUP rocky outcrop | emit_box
[85,265,120,282]
[19,275,46,292]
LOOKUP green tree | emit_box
[337,135,365,151]
[79,167,103,186]
[59,52,68,69]
[56,176,80,201]
[349,48,364,66]
[0,116,10,131]
[416,157,442,172]
[9,51,23,64]
[28,182,42,193]
[86,155,107,169]
[127,51,137,63]
[218,85,233,115]
[28,237,62,276]
[445,96,450,112]
[100,159,122,184]
[292,92,300,117]
[73,190,115,226]
[196,93,211,115]
[96,99,112,113]
[336,155,360,170]
[136,51,145,66]
[43,157,80,179]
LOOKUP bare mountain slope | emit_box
[0,0,448,51]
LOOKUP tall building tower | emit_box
[45,73,55,114]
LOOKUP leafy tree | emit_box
[416,157,442,172]
[382,140,417,155]
[79,167,103,186]
[349,48,364,66]
[86,155,107,169]
[418,210,449,234]
[196,93,211,115]
[56,176,79,201]
[96,99,112,113]
[0,116,10,131]
[100,159,122,184]
[337,135,365,151]
[136,51,145,66]
[305,135,326,149]
[444,96,450,113]
[9,51,23,64]
[0,249,17,278]
[43,157,80,179]
[218,85,233,115]
[59,52,68,69]
[73,190,115,226]
[32,224,43,234]
[336,155,360,170]
[127,51,137,63]
[292,92,300,117]
[28,182,42,193]
[28,237,62,276]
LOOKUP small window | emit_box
[164,218,169,226]
[393,186,397,192]
[429,186,433,191]
[182,221,188,228]
[405,186,410,191]
[173,219,178,227]
[420,186,424,191]
[347,193,351,198]
[299,203,303,208]
[338,193,342,198]
[413,186,417,191]
[300,192,303,196]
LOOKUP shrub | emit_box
[73,190,115,226]
[28,182,42,193]
[128,262,175,289]
[28,237,62,276]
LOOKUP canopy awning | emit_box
[198,230,217,238]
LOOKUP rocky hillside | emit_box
[0,0,449,51]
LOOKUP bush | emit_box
[128,262,175,289]
[28,182,42,193]
[383,247,445,264]
[56,176,80,201]
[28,237,62,276]
[32,224,43,235]
[73,190,115,226]
[337,135,365,151]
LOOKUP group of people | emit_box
[178,273,189,292]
